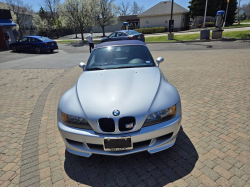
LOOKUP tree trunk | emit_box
[75,28,78,38]
[81,28,84,40]
[102,26,105,37]
[19,28,23,38]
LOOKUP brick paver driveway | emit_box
[0,47,249,187]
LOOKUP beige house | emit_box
[138,1,189,31]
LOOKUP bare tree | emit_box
[92,0,118,37]
[117,1,131,16]
[242,3,250,17]
[130,1,145,15]
[58,2,79,38]
[41,0,61,37]
[58,0,93,40]
[33,14,55,36]
[33,7,56,37]
[4,0,33,37]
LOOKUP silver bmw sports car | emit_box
[58,40,182,157]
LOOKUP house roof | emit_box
[138,1,188,17]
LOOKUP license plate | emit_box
[52,43,54,45]
[138,36,141,39]
[103,137,133,151]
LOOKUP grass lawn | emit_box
[240,20,250,23]
[145,30,250,42]
[227,24,250,28]
[56,40,74,43]
[223,30,250,38]
[146,34,200,42]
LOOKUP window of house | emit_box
[145,20,150,25]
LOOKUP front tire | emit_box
[35,47,41,54]
[12,46,17,52]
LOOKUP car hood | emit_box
[76,67,160,125]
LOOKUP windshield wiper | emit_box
[111,65,152,69]
[86,67,106,71]
[111,66,139,69]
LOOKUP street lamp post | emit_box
[170,0,174,33]
[223,0,230,27]
[168,0,174,40]
[202,0,208,28]
[238,0,241,24]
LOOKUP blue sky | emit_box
[17,0,250,12]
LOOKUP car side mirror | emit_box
[156,57,164,67]
[79,62,86,71]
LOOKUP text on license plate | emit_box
[103,137,133,151]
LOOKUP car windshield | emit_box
[127,30,140,35]
[86,45,155,70]
[39,37,53,41]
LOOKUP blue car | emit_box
[101,30,145,43]
[9,36,58,54]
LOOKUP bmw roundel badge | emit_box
[113,110,120,116]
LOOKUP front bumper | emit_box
[58,115,181,157]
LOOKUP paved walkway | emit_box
[0,48,249,186]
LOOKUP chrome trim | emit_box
[149,138,156,146]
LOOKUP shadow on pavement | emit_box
[66,42,100,48]
[10,51,59,55]
[64,127,198,186]
[185,43,214,48]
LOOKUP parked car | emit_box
[57,40,182,157]
[101,30,145,43]
[10,36,58,54]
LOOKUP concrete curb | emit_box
[146,38,250,44]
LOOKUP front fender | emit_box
[147,72,181,115]
[58,83,86,118]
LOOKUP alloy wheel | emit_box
[35,47,41,54]
[12,46,16,52]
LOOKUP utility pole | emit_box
[168,0,174,40]
[238,0,241,23]
[202,0,208,28]
[170,0,174,33]
[223,0,230,27]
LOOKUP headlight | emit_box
[142,105,176,127]
[61,112,92,130]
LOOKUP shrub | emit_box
[134,27,166,34]
[197,22,214,28]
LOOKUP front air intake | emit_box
[119,117,136,131]
[98,118,115,132]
